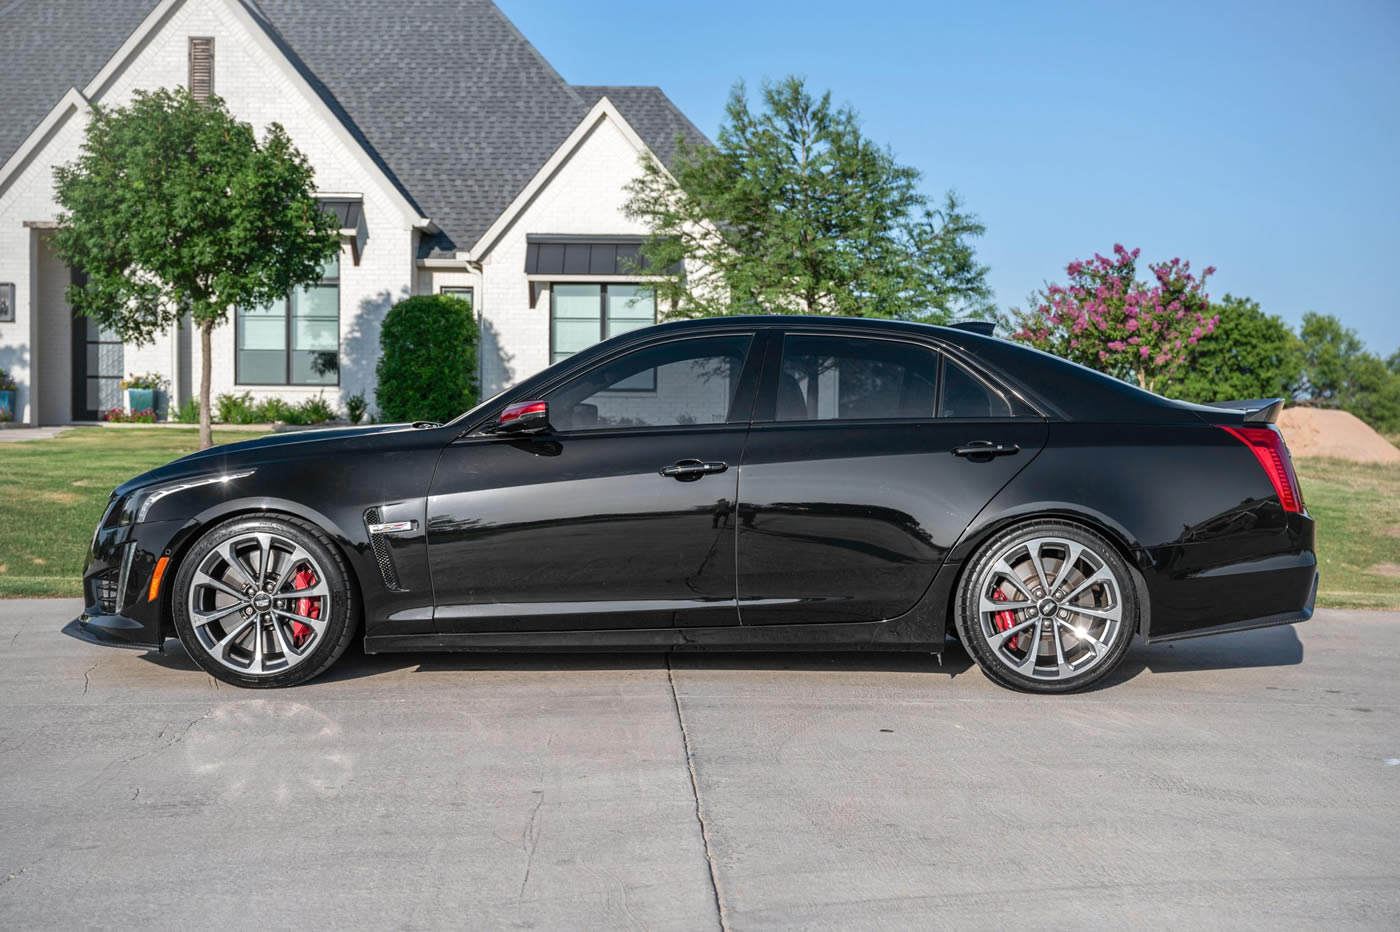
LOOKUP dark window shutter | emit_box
[189,38,214,102]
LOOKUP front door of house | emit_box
[69,269,123,421]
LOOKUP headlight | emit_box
[119,470,256,525]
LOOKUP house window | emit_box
[236,255,340,385]
[189,38,215,102]
[550,283,655,365]
[438,286,473,310]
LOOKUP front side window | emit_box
[775,335,940,421]
[237,255,339,385]
[545,335,752,432]
[550,283,656,366]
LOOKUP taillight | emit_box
[1219,425,1304,513]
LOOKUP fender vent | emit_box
[363,507,404,591]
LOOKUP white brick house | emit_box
[0,0,706,423]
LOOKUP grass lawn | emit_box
[0,428,266,598]
[0,429,1396,611]
[1294,457,1400,610]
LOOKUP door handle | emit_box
[660,459,729,481]
[953,441,1020,457]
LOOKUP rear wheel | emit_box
[171,516,357,688]
[955,520,1137,693]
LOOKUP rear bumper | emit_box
[1140,513,1317,641]
[1143,567,1317,644]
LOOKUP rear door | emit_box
[735,330,1047,625]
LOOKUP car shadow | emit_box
[142,623,1305,688]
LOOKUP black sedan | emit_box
[67,316,1317,693]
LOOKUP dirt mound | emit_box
[1276,407,1400,463]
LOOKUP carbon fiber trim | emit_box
[363,507,404,592]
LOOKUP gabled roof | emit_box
[0,0,709,259]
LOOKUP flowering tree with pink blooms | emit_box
[1009,245,1219,393]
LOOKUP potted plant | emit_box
[121,372,167,419]
[0,369,16,423]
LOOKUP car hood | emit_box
[112,422,439,496]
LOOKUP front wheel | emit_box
[171,516,358,688]
[954,520,1138,693]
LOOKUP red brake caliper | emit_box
[991,587,1019,651]
[291,566,320,647]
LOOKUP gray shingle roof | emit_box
[0,0,709,259]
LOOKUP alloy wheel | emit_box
[974,536,1124,682]
[185,531,332,676]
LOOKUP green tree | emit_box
[623,76,992,322]
[375,294,477,424]
[1299,312,1366,404]
[53,88,338,449]
[1297,312,1400,431]
[1159,295,1303,402]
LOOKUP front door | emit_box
[736,331,1047,625]
[69,270,123,421]
[426,332,761,632]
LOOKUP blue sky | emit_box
[500,0,1400,356]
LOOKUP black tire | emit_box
[171,515,358,688]
[954,519,1138,694]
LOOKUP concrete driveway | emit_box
[1,602,1396,930]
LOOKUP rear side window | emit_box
[940,357,1033,418]
[776,335,939,421]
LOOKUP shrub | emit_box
[214,391,337,425]
[103,407,156,423]
[216,392,260,424]
[376,294,477,423]
[173,398,200,424]
[0,369,19,392]
[299,394,337,424]
[344,391,368,425]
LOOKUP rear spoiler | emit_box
[1201,398,1285,424]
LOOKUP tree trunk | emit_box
[198,319,213,451]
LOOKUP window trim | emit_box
[438,285,474,307]
[468,331,763,439]
[234,257,341,387]
[548,281,658,391]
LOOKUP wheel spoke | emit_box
[1061,567,1112,604]
[1051,616,1073,677]
[253,533,273,587]
[271,607,326,640]
[282,581,330,601]
[214,540,258,589]
[1059,619,1111,658]
[1027,541,1053,594]
[991,617,1037,648]
[191,601,249,629]
[980,596,1034,614]
[1066,603,1121,621]
[193,571,247,603]
[270,616,301,658]
[212,615,257,652]
[251,618,265,674]
[1017,619,1042,673]
[1049,541,1084,595]
[269,545,316,591]
[990,559,1034,599]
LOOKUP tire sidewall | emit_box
[955,520,1139,694]
[171,516,355,688]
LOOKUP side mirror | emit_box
[494,399,550,435]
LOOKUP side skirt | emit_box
[364,617,945,655]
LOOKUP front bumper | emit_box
[67,517,189,652]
